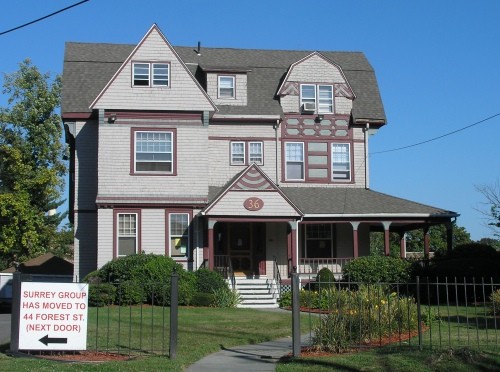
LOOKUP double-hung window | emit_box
[231,141,263,165]
[332,143,351,181]
[231,142,245,165]
[135,131,173,173]
[285,142,304,180]
[218,76,235,98]
[117,213,137,257]
[133,62,170,87]
[169,213,189,258]
[303,224,333,258]
[300,84,334,113]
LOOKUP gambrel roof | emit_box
[62,41,386,124]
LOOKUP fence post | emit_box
[291,268,301,357]
[416,276,422,351]
[169,271,179,359]
[9,271,21,353]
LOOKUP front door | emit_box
[215,222,266,276]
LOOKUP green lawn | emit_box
[0,306,306,371]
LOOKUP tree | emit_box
[370,223,471,256]
[0,59,66,268]
[476,179,500,238]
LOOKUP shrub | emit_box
[212,287,241,308]
[191,292,215,307]
[490,289,500,314]
[195,269,228,293]
[342,256,412,283]
[314,267,336,290]
[312,286,418,353]
[88,283,116,307]
[83,253,196,305]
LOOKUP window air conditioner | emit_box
[302,102,316,112]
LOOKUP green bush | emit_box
[490,289,500,314]
[191,292,215,307]
[83,253,196,305]
[212,287,241,308]
[88,283,116,307]
[342,256,412,283]
[195,269,228,293]
[312,286,418,353]
[314,267,336,290]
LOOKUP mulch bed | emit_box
[14,350,135,363]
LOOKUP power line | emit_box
[0,0,90,36]
[371,112,500,155]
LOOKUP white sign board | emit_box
[19,282,89,350]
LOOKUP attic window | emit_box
[218,76,235,98]
[133,62,170,87]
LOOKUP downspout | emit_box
[364,123,370,189]
[275,119,281,186]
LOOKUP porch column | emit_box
[382,221,392,256]
[288,221,298,272]
[446,222,453,254]
[208,219,217,270]
[423,226,430,259]
[399,232,406,258]
[350,222,360,258]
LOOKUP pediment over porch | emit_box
[203,164,302,218]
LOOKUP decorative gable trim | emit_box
[89,24,217,112]
[203,164,303,217]
[277,52,356,99]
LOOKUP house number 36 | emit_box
[244,197,264,211]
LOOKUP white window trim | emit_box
[285,142,305,181]
[133,62,170,87]
[248,141,263,165]
[218,75,235,98]
[331,143,351,182]
[117,213,138,257]
[231,141,245,165]
[169,213,190,259]
[300,84,334,114]
[134,130,173,174]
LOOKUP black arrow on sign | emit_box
[39,334,68,346]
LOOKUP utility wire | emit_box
[0,0,90,36]
[371,112,500,155]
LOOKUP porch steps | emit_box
[234,277,279,309]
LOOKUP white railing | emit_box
[297,257,354,275]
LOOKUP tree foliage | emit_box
[370,223,471,256]
[0,59,67,267]
[476,179,500,238]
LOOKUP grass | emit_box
[277,304,500,371]
[0,306,308,371]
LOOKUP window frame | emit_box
[230,141,264,166]
[300,84,334,113]
[231,141,245,165]
[331,143,351,182]
[285,142,305,181]
[302,224,334,259]
[218,75,235,98]
[167,211,191,260]
[114,210,141,258]
[132,62,170,87]
[131,128,176,176]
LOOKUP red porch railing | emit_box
[297,257,354,275]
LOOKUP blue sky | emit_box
[1,0,499,240]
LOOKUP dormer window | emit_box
[218,76,235,98]
[133,62,170,87]
[300,84,333,113]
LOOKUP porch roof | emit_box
[277,187,458,218]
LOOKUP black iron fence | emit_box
[288,275,500,353]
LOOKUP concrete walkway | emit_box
[185,333,311,372]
